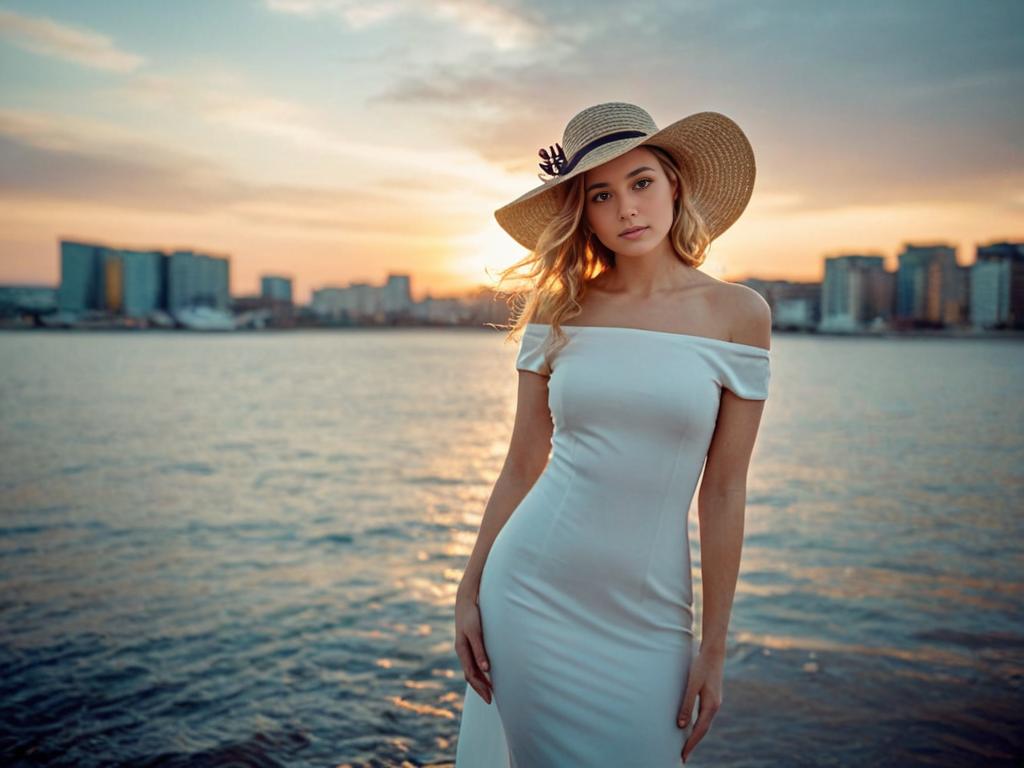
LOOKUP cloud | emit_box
[0,109,487,236]
[103,70,513,195]
[367,0,1024,211]
[0,9,145,72]
[0,109,262,213]
[264,0,544,50]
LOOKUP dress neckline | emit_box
[525,322,770,354]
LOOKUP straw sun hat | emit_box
[494,102,756,252]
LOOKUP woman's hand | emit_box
[677,646,726,763]
[454,586,493,704]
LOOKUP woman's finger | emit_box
[676,671,699,728]
[454,635,492,703]
[681,693,720,763]
[465,626,491,677]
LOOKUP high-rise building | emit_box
[971,258,1010,329]
[820,254,892,331]
[261,275,293,303]
[349,282,381,318]
[58,239,230,319]
[121,250,164,318]
[309,285,372,319]
[896,244,959,325]
[57,240,101,313]
[311,287,349,321]
[738,278,822,331]
[970,241,1024,329]
[167,250,230,312]
[100,248,123,313]
[382,274,412,315]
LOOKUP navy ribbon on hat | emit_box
[538,129,648,179]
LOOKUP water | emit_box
[0,329,1021,767]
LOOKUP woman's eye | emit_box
[591,178,653,203]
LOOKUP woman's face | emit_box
[582,146,678,258]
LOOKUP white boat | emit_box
[39,311,80,328]
[148,310,176,328]
[173,306,237,331]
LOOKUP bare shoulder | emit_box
[723,282,772,350]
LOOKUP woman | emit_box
[453,102,771,766]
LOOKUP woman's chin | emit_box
[613,235,668,258]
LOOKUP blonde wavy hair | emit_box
[494,145,712,368]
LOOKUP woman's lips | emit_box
[620,227,648,239]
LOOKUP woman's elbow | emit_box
[504,444,550,484]
[699,470,749,502]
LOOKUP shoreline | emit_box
[1,323,1023,342]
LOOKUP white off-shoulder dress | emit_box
[455,322,771,767]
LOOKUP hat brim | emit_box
[494,111,756,252]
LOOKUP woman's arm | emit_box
[696,288,771,653]
[695,482,750,657]
[678,287,771,763]
[455,370,552,703]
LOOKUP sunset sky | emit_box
[1,0,1022,303]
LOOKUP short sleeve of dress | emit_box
[717,345,770,400]
[515,324,551,376]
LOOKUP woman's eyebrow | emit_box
[585,166,655,194]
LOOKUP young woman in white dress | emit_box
[453,102,771,766]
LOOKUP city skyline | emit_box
[10,231,1018,300]
[9,225,1023,305]
[1,1,1023,303]
[2,234,1014,333]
